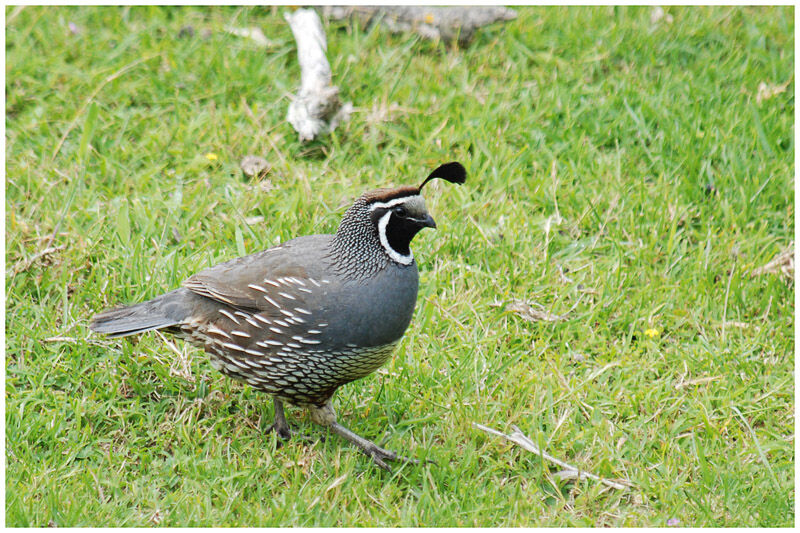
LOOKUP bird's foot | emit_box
[359,440,420,471]
[329,421,419,471]
[309,401,422,471]
[264,422,292,441]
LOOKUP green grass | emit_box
[5,5,794,527]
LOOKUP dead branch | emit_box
[284,8,352,142]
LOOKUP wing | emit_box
[182,235,331,313]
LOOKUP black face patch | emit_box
[384,211,424,257]
[368,203,431,262]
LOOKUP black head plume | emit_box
[418,162,467,191]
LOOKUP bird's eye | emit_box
[393,205,407,217]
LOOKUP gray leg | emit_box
[266,397,291,440]
[309,401,417,471]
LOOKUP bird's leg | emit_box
[265,397,319,443]
[265,397,292,440]
[309,401,418,471]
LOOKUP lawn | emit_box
[4,5,794,527]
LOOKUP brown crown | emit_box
[362,185,420,203]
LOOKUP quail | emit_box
[90,161,467,470]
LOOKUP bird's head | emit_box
[341,162,467,265]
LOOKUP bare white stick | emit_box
[473,422,630,491]
[284,9,352,142]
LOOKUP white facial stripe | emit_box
[378,211,414,265]
[368,195,420,212]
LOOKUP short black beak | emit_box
[418,214,437,229]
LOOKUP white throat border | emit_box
[377,211,414,265]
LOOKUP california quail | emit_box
[90,161,466,470]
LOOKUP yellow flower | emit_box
[424,13,435,24]
[645,328,659,338]
[205,152,218,161]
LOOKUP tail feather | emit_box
[90,289,187,338]
[90,308,178,338]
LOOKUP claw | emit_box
[367,446,421,471]
[372,454,391,471]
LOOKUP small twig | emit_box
[722,320,757,332]
[6,5,26,25]
[473,422,629,490]
[43,336,78,343]
[506,300,564,322]
[8,244,67,276]
[325,474,348,493]
[674,375,722,390]
[44,335,110,347]
[505,293,584,323]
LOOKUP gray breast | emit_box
[319,261,420,349]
